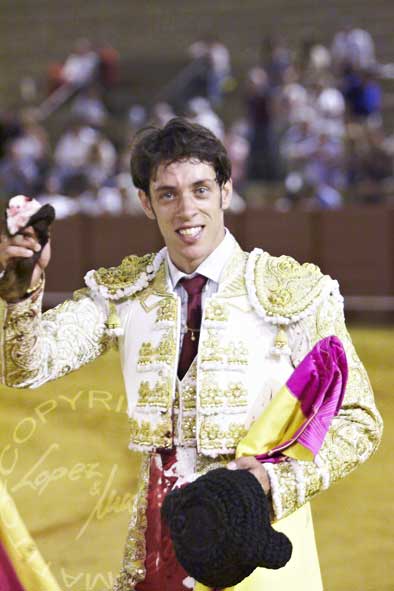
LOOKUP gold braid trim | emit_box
[112,454,150,591]
[85,253,159,301]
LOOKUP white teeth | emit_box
[178,226,202,236]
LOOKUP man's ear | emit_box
[138,190,156,220]
[220,179,233,211]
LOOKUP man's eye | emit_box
[196,186,208,195]
[161,192,174,201]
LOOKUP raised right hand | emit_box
[0,226,51,299]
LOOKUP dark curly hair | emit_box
[130,117,232,196]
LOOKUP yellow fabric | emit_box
[236,384,314,462]
[194,385,324,591]
[194,505,322,591]
[0,479,61,591]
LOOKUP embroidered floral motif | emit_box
[199,418,247,453]
[128,417,172,449]
[200,378,248,411]
[245,248,336,325]
[137,330,177,371]
[200,330,248,368]
[155,298,178,324]
[136,378,172,410]
[204,300,229,323]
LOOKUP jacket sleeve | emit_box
[0,283,113,389]
[264,283,383,520]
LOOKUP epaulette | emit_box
[84,249,166,301]
[245,249,337,326]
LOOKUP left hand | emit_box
[227,456,271,494]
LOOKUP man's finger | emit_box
[7,246,34,258]
[10,235,40,251]
[227,456,259,470]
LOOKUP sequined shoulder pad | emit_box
[84,249,166,301]
[245,248,336,325]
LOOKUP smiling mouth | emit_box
[177,225,203,237]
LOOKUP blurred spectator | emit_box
[0,142,39,197]
[62,38,99,88]
[84,137,117,186]
[188,36,232,105]
[97,42,120,88]
[54,120,98,182]
[37,176,80,219]
[342,67,382,121]
[151,102,176,127]
[279,173,342,210]
[71,86,108,127]
[225,120,250,192]
[116,172,144,214]
[261,35,292,87]
[331,26,376,73]
[0,110,22,159]
[345,125,394,203]
[79,181,122,216]
[12,110,48,166]
[187,97,224,140]
[245,66,281,180]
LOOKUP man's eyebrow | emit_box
[191,178,217,186]
[154,184,177,193]
[154,178,217,192]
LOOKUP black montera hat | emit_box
[161,467,292,588]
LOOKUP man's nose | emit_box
[176,193,196,218]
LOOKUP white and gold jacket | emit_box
[0,240,382,527]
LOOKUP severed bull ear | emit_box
[0,198,55,302]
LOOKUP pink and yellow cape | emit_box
[196,335,348,591]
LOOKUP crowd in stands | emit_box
[1,25,394,218]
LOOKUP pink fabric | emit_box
[0,540,26,591]
[256,335,348,463]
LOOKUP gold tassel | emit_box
[106,301,122,333]
[274,326,288,350]
[271,325,291,356]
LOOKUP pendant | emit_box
[191,331,196,342]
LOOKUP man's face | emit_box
[138,159,232,273]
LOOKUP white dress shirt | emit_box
[166,229,236,345]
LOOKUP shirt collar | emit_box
[166,228,236,289]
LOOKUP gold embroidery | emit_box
[129,417,173,449]
[218,248,248,297]
[181,383,197,410]
[200,330,248,366]
[112,454,150,590]
[2,289,111,388]
[254,252,330,319]
[137,330,177,369]
[155,298,178,323]
[93,253,156,298]
[182,416,197,442]
[136,378,172,409]
[200,419,247,451]
[200,378,248,409]
[204,300,229,323]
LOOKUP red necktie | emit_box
[177,274,207,380]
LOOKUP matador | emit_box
[0,118,382,591]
